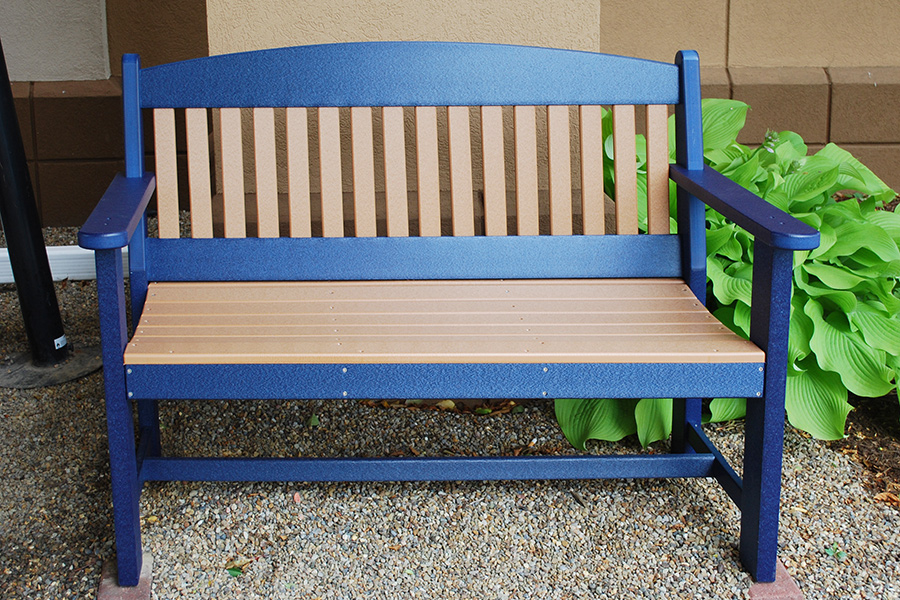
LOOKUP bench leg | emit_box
[739,393,783,582]
[138,399,161,458]
[741,243,793,583]
[96,249,144,586]
[671,397,702,453]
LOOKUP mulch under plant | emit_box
[827,392,900,508]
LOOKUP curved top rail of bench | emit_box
[138,41,682,108]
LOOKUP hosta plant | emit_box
[555,99,900,449]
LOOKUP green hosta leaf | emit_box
[554,398,638,449]
[733,302,751,336]
[865,210,900,243]
[816,143,896,204]
[848,305,900,354]
[788,294,814,368]
[775,131,807,159]
[801,262,866,289]
[701,99,749,152]
[807,222,836,259]
[785,361,852,440]
[804,299,894,397]
[707,222,739,256]
[819,220,900,262]
[708,398,747,422]
[781,160,839,206]
[720,153,762,192]
[708,257,752,306]
[634,398,673,447]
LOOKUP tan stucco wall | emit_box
[208,0,900,69]
[207,0,601,55]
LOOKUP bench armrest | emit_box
[670,164,820,251]
[78,173,156,250]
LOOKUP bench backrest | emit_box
[123,43,705,286]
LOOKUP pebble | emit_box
[1,227,899,598]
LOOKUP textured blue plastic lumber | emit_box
[126,363,765,401]
[740,243,795,582]
[95,249,142,587]
[671,50,706,454]
[77,173,156,250]
[687,423,742,507]
[122,54,144,178]
[138,454,717,484]
[144,235,683,282]
[670,165,821,251]
[138,42,680,108]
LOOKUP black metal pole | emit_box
[0,37,69,366]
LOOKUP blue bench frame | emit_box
[78,42,819,587]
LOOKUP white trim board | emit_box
[0,246,127,284]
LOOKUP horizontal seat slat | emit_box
[125,279,763,365]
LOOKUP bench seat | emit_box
[128,279,763,365]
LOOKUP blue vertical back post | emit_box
[122,54,160,460]
[671,50,705,453]
[741,242,792,582]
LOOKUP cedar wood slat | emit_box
[414,106,442,237]
[318,107,344,237]
[153,108,180,238]
[383,106,409,236]
[612,104,638,234]
[447,106,475,236]
[184,108,214,238]
[286,107,312,237]
[219,108,246,238]
[579,105,605,235]
[350,106,377,237]
[481,106,506,236]
[646,104,670,235]
[514,105,539,235]
[253,107,280,237]
[547,105,572,235]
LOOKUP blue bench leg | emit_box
[672,397,702,453]
[96,249,144,586]
[138,399,161,457]
[739,393,783,582]
[741,242,793,582]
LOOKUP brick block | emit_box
[37,160,125,227]
[830,67,900,144]
[731,68,829,145]
[10,82,35,160]
[701,67,731,100]
[33,79,124,161]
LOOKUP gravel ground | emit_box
[1,228,899,599]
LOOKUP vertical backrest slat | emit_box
[415,107,441,237]
[286,107,312,237]
[253,107,279,238]
[184,108,213,238]
[579,105,605,235]
[645,104,670,235]
[547,105,572,235]
[318,107,344,238]
[447,106,475,236]
[350,107,377,237]
[153,108,180,238]
[514,105,539,236]
[219,107,246,238]
[382,106,409,237]
[481,106,506,236]
[612,105,638,235]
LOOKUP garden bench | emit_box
[77,42,819,587]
